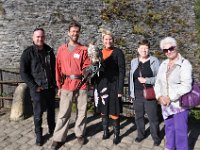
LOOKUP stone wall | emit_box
[0,0,198,75]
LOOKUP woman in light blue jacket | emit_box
[129,39,161,146]
[154,37,192,150]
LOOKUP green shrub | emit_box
[189,109,200,122]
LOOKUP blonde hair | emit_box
[99,28,114,40]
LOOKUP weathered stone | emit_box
[10,83,31,121]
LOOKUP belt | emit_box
[64,74,82,79]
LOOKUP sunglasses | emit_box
[162,46,175,53]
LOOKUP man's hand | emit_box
[118,94,122,97]
[57,89,61,97]
[36,86,44,92]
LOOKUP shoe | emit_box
[51,141,59,150]
[35,135,43,146]
[49,130,54,136]
[36,140,43,146]
[154,140,161,146]
[102,129,110,139]
[135,137,145,143]
[77,137,85,145]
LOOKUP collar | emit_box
[163,53,184,66]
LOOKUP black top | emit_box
[133,60,153,90]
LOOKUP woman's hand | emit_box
[129,96,133,103]
[138,77,146,84]
[158,96,171,106]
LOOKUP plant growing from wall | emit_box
[0,1,5,16]
[194,0,200,63]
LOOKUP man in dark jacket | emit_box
[20,28,56,146]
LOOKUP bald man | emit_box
[20,28,56,146]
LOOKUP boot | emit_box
[36,132,43,146]
[35,128,43,146]
[102,115,109,139]
[113,118,120,144]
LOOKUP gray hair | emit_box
[160,37,177,49]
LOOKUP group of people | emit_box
[20,20,193,150]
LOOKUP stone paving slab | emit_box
[0,108,200,150]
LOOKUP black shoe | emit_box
[135,137,145,143]
[49,130,54,136]
[113,134,120,145]
[35,135,43,146]
[103,130,110,139]
[36,139,43,146]
[51,141,59,150]
[154,140,161,146]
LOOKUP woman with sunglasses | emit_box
[129,39,161,146]
[154,37,192,150]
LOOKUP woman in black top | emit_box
[129,39,161,146]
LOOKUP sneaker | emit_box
[51,141,59,150]
[135,137,145,143]
[77,137,85,145]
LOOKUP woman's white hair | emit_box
[160,37,177,49]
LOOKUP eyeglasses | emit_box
[162,46,175,53]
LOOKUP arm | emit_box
[154,63,163,100]
[145,57,160,85]
[117,49,125,95]
[55,48,62,89]
[20,49,38,91]
[49,49,56,86]
[154,67,169,106]
[82,48,91,72]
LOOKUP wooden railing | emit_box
[0,81,24,109]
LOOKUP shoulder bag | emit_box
[180,81,200,108]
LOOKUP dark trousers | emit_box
[30,88,55,135]
[133,90,160,143]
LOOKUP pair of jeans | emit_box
[30,88,55,135]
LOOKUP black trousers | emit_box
[133,90,160,143]
[30,88,55,135]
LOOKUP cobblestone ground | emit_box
[0,108,200,150]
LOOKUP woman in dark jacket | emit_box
[95,29,125,144]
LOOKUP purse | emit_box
[143,86,156,100]
[180,81,200,108]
